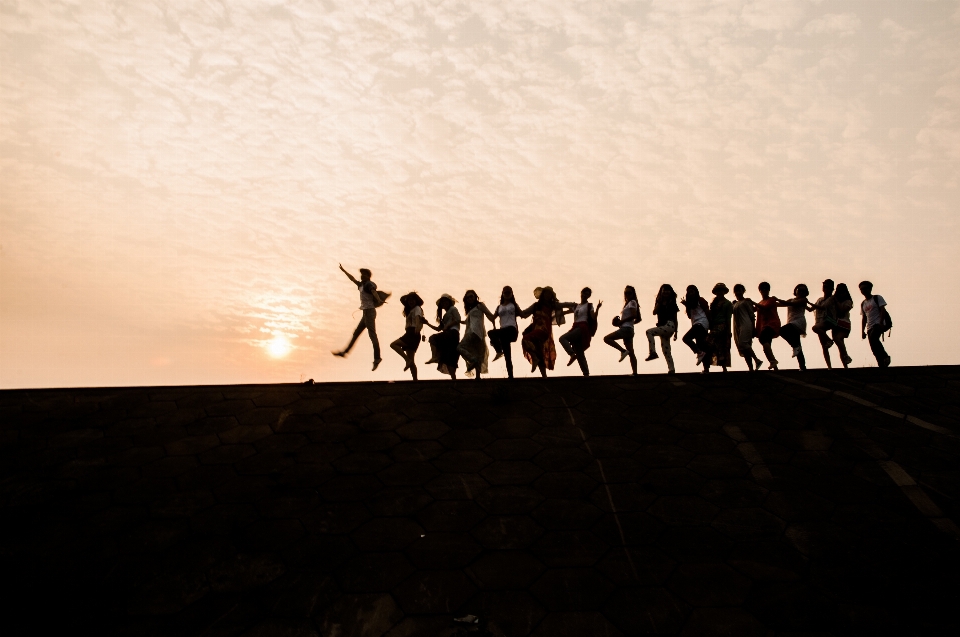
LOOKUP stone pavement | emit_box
[2,366,960,636]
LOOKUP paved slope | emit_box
[2,367,960,636]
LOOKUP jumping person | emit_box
[390,293,425,381]
[333,264,389,371]
[489,286,521,379]
[708,283,733,372]
[732,284,764,371]
[777,284,810,370]
[604,285,641,376]
[680,285,711,372]
[425,294,461,379]
[521,286,574,378]
[645,284,679,374]
[560,288,602,376]
[458,290,496,381]
[755,282,781,370]
[808,279,837,369]
[860,281,892,368]
[832,283,854,368]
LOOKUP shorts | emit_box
[608,325,634,343]
[758,326,779,345]
[400,328,421,353]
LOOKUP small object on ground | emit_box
[303,378,314,385]
[454,615,479,624]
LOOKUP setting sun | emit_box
[266,336,291,358]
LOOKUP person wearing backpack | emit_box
[333,264,390,371]
[860,281,892,368]
[645,284,679,374]
[559,287,603,377]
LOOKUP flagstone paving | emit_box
[2,366,960,635]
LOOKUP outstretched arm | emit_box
[479,302,497,323]
[592,301,603,321]
[338,264,360,286]
[518,303,537,319]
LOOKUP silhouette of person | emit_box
[681,285,711,373]
[604,286,641,376]
[860,281,892,368]
[521,286,574,378]
[755,282,781,370]
[808,279,837,369]
[732,284,764,371]
[333,264,388,371]
[831,283,855,368]
[560,287,602,377]
[708,283,733,372]
[645,284,679,374]
[390,293,425,381]
[424,294,461,379]
[489,286,521,379]
[458,290,496,381]
[777,284,810,370]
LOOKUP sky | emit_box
[2,0,959,388]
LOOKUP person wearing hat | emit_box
[424,294,462,379]
[706,283,734,372]
[390,292,425,381]
[333,264,390,371]
[519,286,575,378]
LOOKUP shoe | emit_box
[791,347,799,358]
[826,338,835,349]
[768,360,778,370]
[424,357,437,365]
[645,353,659,361]
[402,361,410,372]
[754,358,764,370]
[567,354,577,367]
[492,352,503,362]
[843,355,853,365]
[332,350,346,358]
[619,351,629,363]
[372,358,382,371]
[667,369,675,375]
[882,356,891,368]
[696,351,704,365]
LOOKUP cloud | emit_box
[803,13,861,36]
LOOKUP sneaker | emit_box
[567,354,578,367]
[843,355,853,365]
[882,356,891,368]
[696,351,705,365]
[492,352,503,362]
[619,351,629,363]
[372,358,382,371]
[768,360,779,370]
[667,369,676,375]
[791,347,799,358]
[332,350,346,358]
[424,357,437,365]
[645,353,659,361]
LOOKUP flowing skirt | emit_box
[522,321,557,371]
[430,329,460,375]
[709,330,732,368]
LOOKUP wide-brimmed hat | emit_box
[437,293,457,305]
[712,283,729,295]
[400,292,424,307]
[533,286,555,300]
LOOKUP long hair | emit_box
[500,286,521,316]
[835,283,852,305]
[794,283,809,298]
[463,290,479,312]
[654,284,676,309]
[535,287,557,312]
[682,285,701,318]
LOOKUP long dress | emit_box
[431,307,461,375]
[732,299,756,358]
[458,305,489,376]
[522,306,558,371]
[709,298,733,368]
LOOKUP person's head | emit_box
[463,289,479,311]
[712,282,729,298]
[794,283,809,298]
[623,285,638,304]
[822,279,835,295]
[835,283,852,304]
[536,286,557,307]
[359,268,372,281]
[400,292,423,317]
[859,280,873,297]
[733,284,746,300]
[654,284,676,307]
[681,285,700,316]
[436,294,455,322]
[501,286,515,304]
[580,287,592,303]
[759,281,771,298]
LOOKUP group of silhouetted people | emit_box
[332,265,893,381]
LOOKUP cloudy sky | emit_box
[2,0,959,387]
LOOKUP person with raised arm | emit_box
[457,290,496,381]
[860,281,892,368]
[732,284,764,371]
[680,285,711,372]
[604,285,641,376]
[488,286,521,379]
[520,286,575,378]
[390,293,425,381]
[332,264,389,371]
[559,287,603,377]
[645,284,679,375]
[707,283,733,372]
[776,284,810,370]
[424,294,461,379]
[831,283,855,368]
[755,282,781,370]
[808,279,837,369]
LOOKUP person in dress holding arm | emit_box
[755,282,781,370]
[390,293,425,381]
[732,284,764,371]
[520,286,575,378]
[424,294,462,379]
[458,290,496,381]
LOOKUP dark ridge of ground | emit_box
[2,367,960,636]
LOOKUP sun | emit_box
[267,335,292,358]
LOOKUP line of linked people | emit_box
[332,265,893,382]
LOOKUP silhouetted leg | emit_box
[661,333,675,373]
[342,318,367,354]
[868,327,889,366]
[363,309,380,362]
[504,341,514,378]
